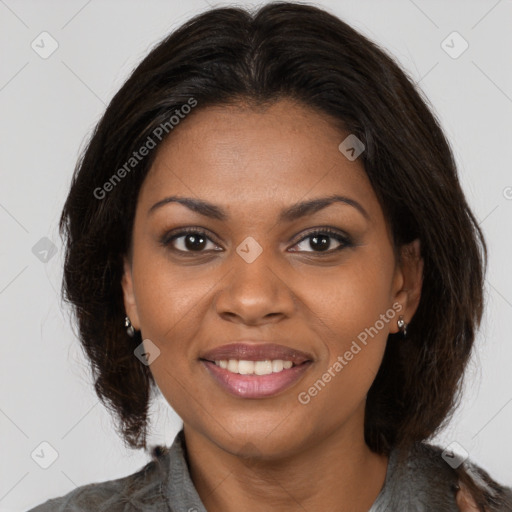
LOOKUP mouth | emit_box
[199,342,313,398]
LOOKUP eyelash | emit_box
[159,227,353,256]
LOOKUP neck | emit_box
[183,423,389,512]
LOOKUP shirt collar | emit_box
[165,429,208,512]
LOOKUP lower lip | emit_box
[201,360,312,399]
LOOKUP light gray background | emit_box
[1,0,511,510]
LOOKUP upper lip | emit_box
[200,342,313,364]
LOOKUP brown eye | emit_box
[290,229,352,253]
[161,228,221,253]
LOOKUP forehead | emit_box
[138,99,378,217]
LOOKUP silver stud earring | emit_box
[397,315,408,338]
[125,316,135,337]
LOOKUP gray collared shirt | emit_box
[27,429,512,511]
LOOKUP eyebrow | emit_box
[147,194,370,222]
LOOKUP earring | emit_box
[397,315,408,338]
[125,316,135,337]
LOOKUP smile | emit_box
[211,359,295,375]
[201,359,312,398]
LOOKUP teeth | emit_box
[213,359,296,375]
[272,359,284,372]
[227,359,238,373]
[238,360,254,375]
[254,361,272,375]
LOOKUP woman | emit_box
[29,2,512,511]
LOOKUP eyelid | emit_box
[291,226,351,244]
[289,227,352,252]
[160,225,353,254]
[160,226,222,250]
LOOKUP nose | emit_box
[214,242,296,326]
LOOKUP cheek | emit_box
[130,254,211,418]
[303,247,396,391]
[131,248,213,344]
[310,249,396,342]
[294,279,394,431]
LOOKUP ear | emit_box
[389,238,424,334]
[121,255,140,330]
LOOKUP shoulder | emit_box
[27,445,172,512]
[377,441,461,510]
[388,441,512,512]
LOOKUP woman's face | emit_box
[122,99,422,457]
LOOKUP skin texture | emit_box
[122,99,425,511]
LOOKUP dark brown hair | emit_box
[59,2,506,509]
